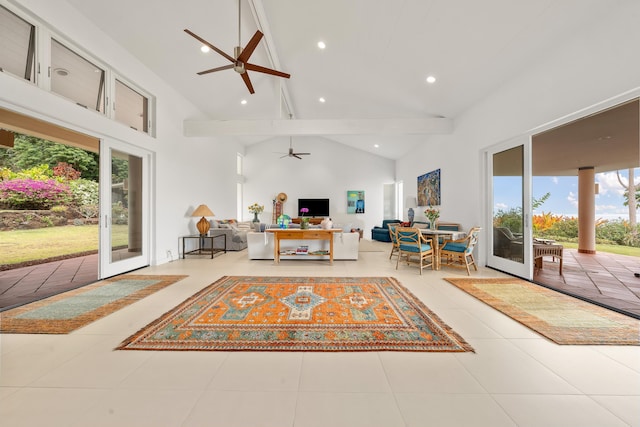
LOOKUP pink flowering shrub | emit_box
[0,178,72,209]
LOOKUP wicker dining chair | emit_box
[395,227,435,274]
[440,227,481,275]
[388,224,400,260]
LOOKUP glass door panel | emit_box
[99,140,149,278]
[487,138,532,279]
[110,149,142,262]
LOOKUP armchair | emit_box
[493,226,523,260]
[371,219,401,242]
[436,222,462,245]
[388,224,400,259]
[395,227,435,274]
[440,227,481,275]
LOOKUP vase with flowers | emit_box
[424,206,440,229]
[248,203,264,223]
[299,207,310,229]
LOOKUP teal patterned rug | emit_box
[117,276,474,352]
[0,275,187,334]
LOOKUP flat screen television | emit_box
[297,198,330,217]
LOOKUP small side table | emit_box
[181,234,226,259]
[533,243,563,275]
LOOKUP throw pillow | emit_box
[236,221,252,230]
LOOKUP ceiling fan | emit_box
[184,1,290,94]
[280,136,310,160]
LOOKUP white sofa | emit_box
[247,230,359,260]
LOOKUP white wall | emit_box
[396,2,640,264]
[243,136,395,235]
[1,0,242,266]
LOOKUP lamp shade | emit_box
[191,204,214,236]
[405,197,417,208]
[192,204,214,217]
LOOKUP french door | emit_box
[486,136,533,279]
[99,139,150,278]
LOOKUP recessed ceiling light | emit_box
[54,68,69,77]
[317,41,326,49]
[319,97,326,103]
[374,144,379,148]
[201,45,210,53]
[240,99,247,105]
[426,75,436,84]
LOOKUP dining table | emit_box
[419,229,467,270]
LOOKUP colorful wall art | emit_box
[347,190,365,214]
[417,169,441,206]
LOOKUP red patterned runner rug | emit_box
[117,276,474,352]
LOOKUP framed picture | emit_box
[417,169,441,206]
[347,190,365,214]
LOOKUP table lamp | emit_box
[191,204,214,236]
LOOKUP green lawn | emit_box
[557,241,640,257]
[0,225,129,265]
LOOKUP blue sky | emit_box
[494,168,640,220]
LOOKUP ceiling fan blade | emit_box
[279,154,289,158]
[184,29,236,63]
[237,30,263,64]
[295,152,311,156]
[241,71,255,94]
[245,63,291,79]
[197,64,234,75]
[293,154,302,159]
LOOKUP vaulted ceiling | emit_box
[65,0,621,159]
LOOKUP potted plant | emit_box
[248,203,264,223]
[300,207,310,229]
[424,206,440,229]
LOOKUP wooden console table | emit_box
[267,228,339,264]
[533,243,563,275]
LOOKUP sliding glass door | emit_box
[99,139,150,278]
[486,137,532,279]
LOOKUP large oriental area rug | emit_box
[117,276,473,352]
[0,275,187,334]
[445,277,640,345]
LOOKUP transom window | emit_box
[115,79,149,132]
[0,3,155,136]
[51,39,105,113]
[0,5,36,82]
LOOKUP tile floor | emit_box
[1,246,639,426]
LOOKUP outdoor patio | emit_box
[533,248,640,318]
